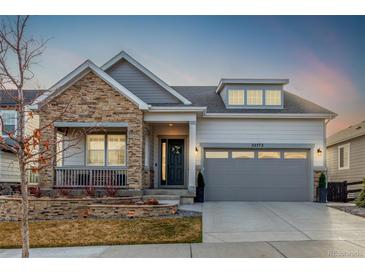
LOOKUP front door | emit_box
[160,139,185,187]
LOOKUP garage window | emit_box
[232,151,254,159]
[258,151,281,159]
[284,152,307,159]
[205,151,228,159]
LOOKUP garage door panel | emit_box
[204,149,310,201]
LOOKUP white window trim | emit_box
[338,143,350,170]
[86,133,127,167]
[0,110,18,137]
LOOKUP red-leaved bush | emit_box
[84,187,96,197]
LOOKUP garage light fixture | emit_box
[317,148,322,156]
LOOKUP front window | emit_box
[107,135,126,166]
[265,90,282,106]
[338,144,350,170]
[247,90,263,105]
[228,89,244,105]
[0,110,17,135]
[86,134,126,166]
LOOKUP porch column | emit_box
[188,121,196,192]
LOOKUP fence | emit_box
[327,180,363,202]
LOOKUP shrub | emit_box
[29,186,42,198]
[197,172,205,188]
[318,172,326,189]
[145,198,159,205]
[84,187,95,197]
[106,186,118,197]
[355,179,365,208]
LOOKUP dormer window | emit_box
[265,90,282,106]
[228,89,244,105]
[247,90,263,105]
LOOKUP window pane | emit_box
[232,151,254,159]
[339,145,349,169]
[339,147,344,168]
[1,110,16,135]
[87,135,105,166]
[258,151,281,159]
[265,90,282,106]
[284,152,307,159]
[205,151,228,159]
[228,89,244,105]
[107,135,126,166]
[161,140,167,182]
[247,90,263,105]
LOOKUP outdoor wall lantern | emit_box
[317,148,322,156]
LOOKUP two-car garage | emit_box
[203,148,311,201]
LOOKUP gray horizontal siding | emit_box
[327,135,365,182]
[106,60,179,104]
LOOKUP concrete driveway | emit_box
[203,202,365,243]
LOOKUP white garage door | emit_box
[204,149,310,201]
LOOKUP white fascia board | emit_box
[31,60,150,110]
[144,112,197,122]
[203,113,335,119]
[148,106,206,113]
[101,51,192,105]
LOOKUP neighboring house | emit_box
[327,120,365,182]
[0,90,41,187]
[30,51,336,202]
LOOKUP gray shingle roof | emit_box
[0,90,43,106]
[162,86,336,115]
[327,120,365,146]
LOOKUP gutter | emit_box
[202,112,337,119]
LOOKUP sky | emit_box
[13,16,365,136]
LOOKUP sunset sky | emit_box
[21,16,365,136]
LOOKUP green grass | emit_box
[0,216,202,248]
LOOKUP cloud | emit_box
[289,49,365,136]
[291,49,360,104]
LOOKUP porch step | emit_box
[143,189,195,205]
[142,195,180,201]
[143,189,194,197]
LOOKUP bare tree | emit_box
[0,15,90,258]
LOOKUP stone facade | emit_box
[38,71,144,190]
[0,196,143,221]
[89,203,178,218]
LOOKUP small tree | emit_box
[0,16,90,258]
[355,179,365,208]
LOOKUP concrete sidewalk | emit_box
[1,240,365,258]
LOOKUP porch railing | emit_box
[55,167,127,188]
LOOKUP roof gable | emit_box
[327,120,365,146]
[32,60,150,110]
[101,51,191,105]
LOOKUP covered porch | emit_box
[53,121,131,189]
[144,112,197,192]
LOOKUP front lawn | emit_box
[0,216,202,248]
